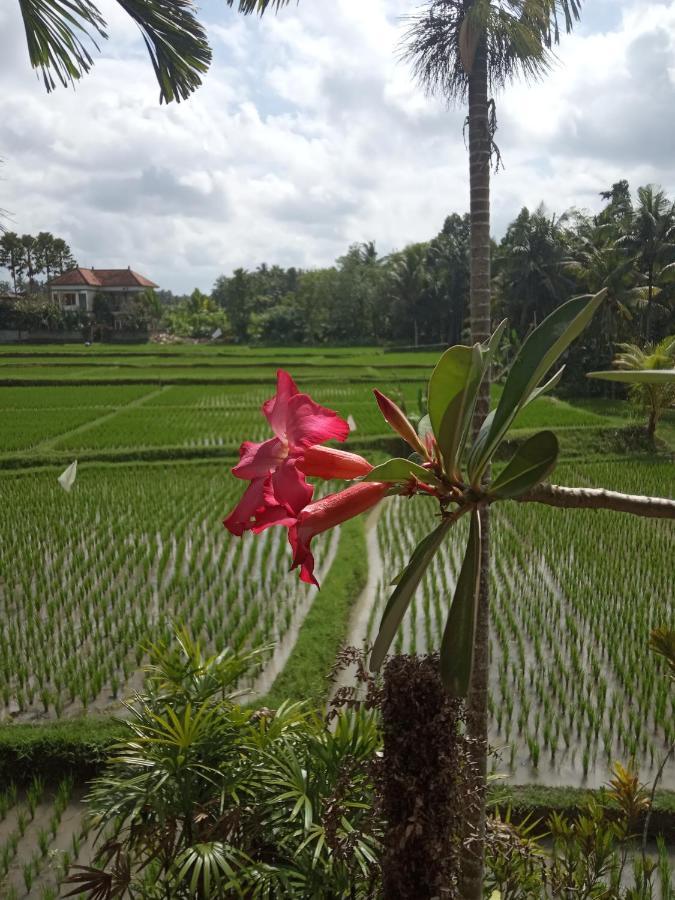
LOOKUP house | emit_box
[49,267,158,320]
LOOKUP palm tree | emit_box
[622,185,675,340]
[565,218,638,355]
[612,337,675,439]
[495,203,573,332]
[404,3,582,895]
[388,243,428,346]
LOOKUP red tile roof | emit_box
[49,267,158,288]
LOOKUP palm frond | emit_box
[19,0,212,103]
[114,0,211,103]
[18,0,107,90]
[402,0,561,105]
[225,0,295,12]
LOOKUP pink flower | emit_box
[289,482,389,586]
[224,371,350,536]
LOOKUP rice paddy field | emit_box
[0,343,673,896]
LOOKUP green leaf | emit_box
[521,366,565,409]
[428,344,483,478]
[440,510,482,697]
[370,520,452,672]
[488,431,559,500]
[362,458,442,488]
[417,414,432,441]
[659,262,675,285]
[468,290,605,483]
[587,369,675,384]
[484,318,508,360]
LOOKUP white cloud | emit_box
[1,0,674,293]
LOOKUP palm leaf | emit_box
[115,0,211,103]
[19,0,212,103]
[225,0,294,11]
[18,0,107,90]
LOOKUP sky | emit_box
[1,0,675,294]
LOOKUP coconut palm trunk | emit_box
[461,34,492,900]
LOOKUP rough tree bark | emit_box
[381,655,468,900]
[460,32,492,900]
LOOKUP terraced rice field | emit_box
[0,344,673,897]
[360,458,674,788]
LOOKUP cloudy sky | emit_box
[1,0,674,293]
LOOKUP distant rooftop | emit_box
[50,267,158,289]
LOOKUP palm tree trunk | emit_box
[459,35,491,900]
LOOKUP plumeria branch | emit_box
[515,483,675,519]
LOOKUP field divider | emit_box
[255,515,369,709]
[32,386,168,452]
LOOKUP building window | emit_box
[62,293,76,307]
[78,292,87,311]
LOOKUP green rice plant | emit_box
[17,808,28,836]
[23,859,36,892]
[27,775,45,819]
[38,826,51,858]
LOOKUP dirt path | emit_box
[330,503,385,698]
[242,529,341,701]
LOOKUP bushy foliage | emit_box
[165,289,232,339]
[67,631,383,898]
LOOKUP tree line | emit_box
[200,180,675,368]
[0,231,77,293]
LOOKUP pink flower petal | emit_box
[289,482,388,587]
[250,504,298,533]
[262,370,299,438]
[223,478,268,536]
[271,460,313,515]
[285,394,350,449]
[287,525,318,587]
[232,437,287,480]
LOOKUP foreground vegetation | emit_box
[0,342,672,897]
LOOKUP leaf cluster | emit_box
[368,289,605,695]
[65,630,383,898]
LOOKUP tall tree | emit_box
[0,232,25,293]
[388,243,428,346]
[404,2,582,894]
[34,231,56,284]
[565,217,638,361]
[495,204,571,332]
[20,233,40,291]
[426,212,471,345]
[622,185,675,340]
[50,237,76,274]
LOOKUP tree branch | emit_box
[516,483,675,519]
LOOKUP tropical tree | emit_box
[565,217,638,358]
[20,233,40,291]
[0,231,25,293]
[621,185,675,340]
[403,3,583,894]
[494,204,572,333]
[49,237,77,274]
[426,212,471,345]
[589,336,675,440]
[388,243,428,346]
